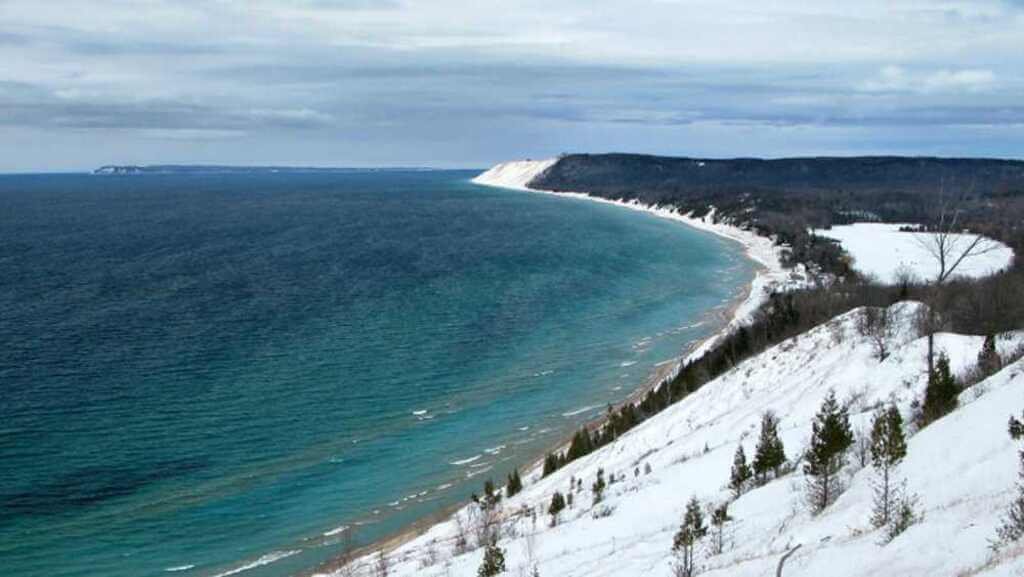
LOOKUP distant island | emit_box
[93,165,438,175]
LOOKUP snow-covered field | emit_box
[814,223,1015,284]
[323,302,1024,577]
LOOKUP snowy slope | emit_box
[472,159,558,190]
[814,223,1014,283]
[323,302,1024,577]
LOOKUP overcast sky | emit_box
[1,0,1022,171]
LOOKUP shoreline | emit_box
[311,162,795,575]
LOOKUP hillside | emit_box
[323,302,1024,577]
[531,154,1024,213]
[521,154,1024,276]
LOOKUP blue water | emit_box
[0,171,753,577]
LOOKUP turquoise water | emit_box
[0,171,753,577]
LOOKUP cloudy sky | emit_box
[1,0,1022,171]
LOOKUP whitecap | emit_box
[323,525,348,537]
[484,444,505,455]
[412,409,428,416]
[165,566,195,573]
[620,360,638,367]
[466,466,493,479]
[209,550,301,577]
[436,482,453,491]
[562,405,597,417]
[449,454,481,466]
[518,426,530,431]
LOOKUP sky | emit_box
[1,0,1022,171]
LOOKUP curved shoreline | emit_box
[310,166,795,575]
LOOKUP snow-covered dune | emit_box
[325,302,1024,577]
[815,222,1015,283]
[472,159,558,190]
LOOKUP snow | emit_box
[472,159,558,190]
[322,302,1024,577]
[814,222,1014,284]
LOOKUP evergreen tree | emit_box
[709,502,732,556]
[869,405,907,528]
[548,491,566,526]
[481,479,501,510]
[885,484,920,543]
[506,468,523,498]
[592,468,606,505]
[477,542,506,577]
[752,411,786,484]
[1010,411,1024,440]
[672,496,707,577]
[998,409,1024,546]
[920,353,958,425]
[542,453,559,477]
[566,427,594,461]
[804,390,854,513]
[729,444,752,498]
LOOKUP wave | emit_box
[323,525,349,537]
[484,444,505,455]
[165,566,195,573]
[436,482,453,491]
[412,409,428,416]
[209,550,301,577]
[620,360,638,367]
[465,466,493,479]
[449,454,481,466]
[562,405,598,417]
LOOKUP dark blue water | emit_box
[0,171,752,577]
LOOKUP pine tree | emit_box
[592,468,606,505]
[885,483,920,543]
[566,427,594,462]
[709,502,732,555]
[997,410,1024,546]
[729,445,752,498]
[542,453,559,477]
[921,353,958,426]
[477,542,506,576]
[506,468,523,498]
[869,405,907,528]
[672,496,707,577]
[752,411,786,485]
[548,491,565,526]
[481,479,501,510]
[804,390,854,513]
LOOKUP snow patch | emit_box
[814,222,1014,283]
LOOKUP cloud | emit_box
[0,0,1022,170]
[861,66,999,94]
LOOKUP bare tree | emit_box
[856,305,895,362]
[373,550,390,577]
[333,529,362,577]
[914,184,1001,371]
[452,511,469,556]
